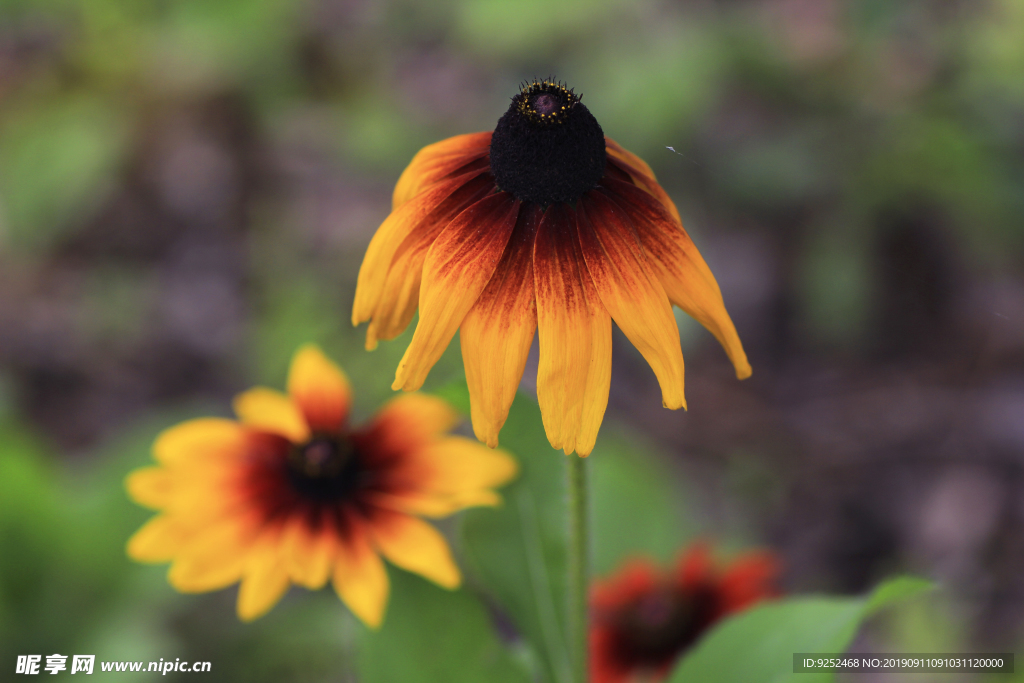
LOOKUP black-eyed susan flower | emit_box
[352,79,751,457]
[125,344,517,627]
[590,544,778,683]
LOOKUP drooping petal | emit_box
[602,177,752,380]
[233,388,310,444]
[167,517,251,593]
[152,418,250,467]
[605,137,682,223]
[366,172,496,349]
[605,137,657,180]
[125,467,174,509]
[392,192,520,392]
[460,204,541,447]
[281,515,335,590]
[287,344,352,434]
[370,510,461,589]
[353,170,489,327]
[332,528,389,629]
[533,204,612,456]
[237,529,292,622]
[392,132,492,209]
[126,515,193,563]
[579,191,686,410]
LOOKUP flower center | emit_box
[612,585,718,666]
[489,79,607,206]
[286,434,362,502]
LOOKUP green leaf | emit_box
[452,383,573,683]
[667,575,933,683]
[358,568,530,683]
[590,432,694,576]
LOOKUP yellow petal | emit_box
[287,344,352,434]
[579,191,686,410]
[152,418,249,467]
[370,490,502,518]
[281,517,334,590]
[367,172,496,350]
[353,172,489,327]
[167,517,250,593]
[577,299,612,457]
[410,436,518,500]
[126,514,192,563]
[604,177,751,380]
[233,387,310,443]
[370,511,461,589]
[461,204,540,447]
[160,471,243,522]
[333,531,389,629]
[237,530,292,622]
[365,252,423,351]
[125,467,174,509]
[533,204,613,456]
[393,192,520,392]
[392,132,492,210]
[371,436,516,516]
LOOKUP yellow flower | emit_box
[125,344,517,627]
[352,79,750,457]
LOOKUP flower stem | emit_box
[567,455,589,683]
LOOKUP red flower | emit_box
[590,544,779,683]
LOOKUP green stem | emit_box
[567,455,589,683]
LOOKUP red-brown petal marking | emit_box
[716,551,779,613]
[605,137,682,224]
[677,542,714,590]
[287,345,352,434]
[353,169,490,328]
[533,204,612,456]
[392,132,492,210]
[460,204,541,447]
[602,139,684,224]
[601,177,752,380]
[357,394,460,464]
[366,173,496,349]
[393,192,521,392]
[578,192,686,410]
[606,155,682,226]
[604,137,657,180]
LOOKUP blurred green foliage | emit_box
[669,576,933,683]
[2,0,1023,679]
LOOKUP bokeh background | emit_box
[1,0,1023,680]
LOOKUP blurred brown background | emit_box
[1,0,1022,679]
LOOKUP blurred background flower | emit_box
[590,544,777,683]
[126,344,516,627]
[1,0,1023,680]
